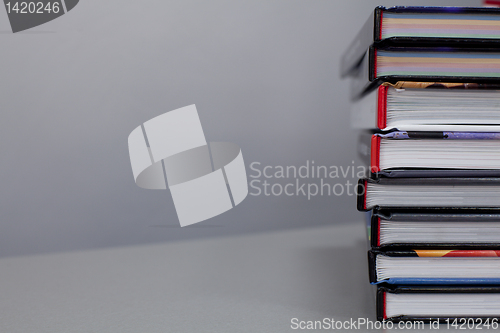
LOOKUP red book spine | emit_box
[383,291,387,320]
[377,85,388,130]
[370,135,381,174]
[484,0,500,7]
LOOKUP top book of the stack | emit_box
[341,6,500,77]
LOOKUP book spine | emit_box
[377,217,381,247]
[376,287,386,321]
[357,179,368,211]
[377,85,388,130]
[370,214,380,248]
[484,0,500,7]
[370,135,381,174]
[368,250,378,283]
[370,47,377,82]
[382,290,387,321]
[375,7,383,42]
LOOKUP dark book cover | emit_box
[369,249,500,285]
[371,209,500,249]
[350,46,500,98]
[368,131,500,178]
[341,6,500,77]
[377,285,500,321]
[357,177,500,212]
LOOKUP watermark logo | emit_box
[3,0,79,33]
[249,161,367,200]
[128,105,248,227]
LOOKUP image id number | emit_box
[5,2,60,14]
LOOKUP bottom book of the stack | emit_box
[378,285,500,321]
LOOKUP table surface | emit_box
[0,222,438,332]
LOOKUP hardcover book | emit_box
[369,249,500,284]
[349,47,500,98]
[368,131,500,177]
[341,6,500,77]
[357,177,500,211]
[351,82,500,131]
[371,209,500,249]
[378,285,500,321]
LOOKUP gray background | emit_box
[0,223,380,333]
[0,0,480,258]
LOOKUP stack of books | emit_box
[343,6,500,322]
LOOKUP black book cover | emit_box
[357,177,500,212]
[341,6,500,78]
[371,209,500,249]
[367,132,500,179]
[377,285,500,321]
[350,46,500,99]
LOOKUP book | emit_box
[351,82,500,132]
[357,177,500,211]
[377,285,500,321]
[347,5,500,322]
[341,6,500,77]
[371,209,500,249]
[349,46,500,98]
[369,249,500,284]
[368,131,500,177]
